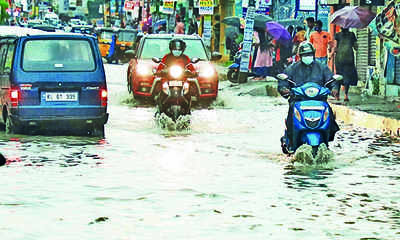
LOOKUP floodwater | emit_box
[0,64,399,240]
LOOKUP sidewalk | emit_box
[329,92,400,136]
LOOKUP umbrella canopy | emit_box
[222,16,244,28]
[253,14,273,30]
[265,21,291,44]
[331,6,376,29]
[223,15,272,30]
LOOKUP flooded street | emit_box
[0,64,399,240]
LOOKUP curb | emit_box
[331,104,400,136]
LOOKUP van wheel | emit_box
[92,124,105,138]
[5,115,20,134]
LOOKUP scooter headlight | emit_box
[304,87,320,98]
[169,65,183,79]
[294,107,301,122]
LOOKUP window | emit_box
[4,44,15,74]
[0,44,7,74]
[22,39,96,72]
[140,39,208,60]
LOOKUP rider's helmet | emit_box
[169,38,186,57]
[298,41,315,56]
[298,41,315,65]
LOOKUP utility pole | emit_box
[237,0,256,83]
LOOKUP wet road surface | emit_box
[0,64,399,240]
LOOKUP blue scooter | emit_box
[277,73,342,157]
[227,46,255,83]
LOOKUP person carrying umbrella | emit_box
[252,30,274,80]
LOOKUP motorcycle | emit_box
[277,73,343,157]
[152,57,200,121]
[227,44,254,83]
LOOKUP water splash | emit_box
[292,143,334,165]
[154,113,191,131]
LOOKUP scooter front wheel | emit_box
[227,69,239,83]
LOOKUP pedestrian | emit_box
[305,17,315,40]
[175,22,185,34]
[188,16,198,35]
[287,25,295,39]
[309,20,332,65]
[213,15,220,52]
[334,27,358,102]
[252,30,274,80]
[292,26,306,62]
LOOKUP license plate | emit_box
[169,81,183,87]
[45,92,78,102]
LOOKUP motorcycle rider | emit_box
[155,38,196,113]
[277,41,340,151]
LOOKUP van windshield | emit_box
[22,39,96,72]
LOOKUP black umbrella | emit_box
[253,14,273,30]
[222,16,243,28]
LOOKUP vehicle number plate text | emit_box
[45,92,78,102]
[169,81,183,87]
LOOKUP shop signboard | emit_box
[124,0,138,11]
[162,0,174,14]
[297,0,316,11]
[199,0,213,15]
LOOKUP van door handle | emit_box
[1,87,9,90]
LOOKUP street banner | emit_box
[162,0,174,15]
[243,0,271,18]
[239,6,255,73]
[203,15,212,48]
[199,0,213,15]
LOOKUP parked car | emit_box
[0,26,108,136]
[126,34,222,102]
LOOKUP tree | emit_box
[0,0,9,25]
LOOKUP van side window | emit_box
[4,44,15,74]
[0,44,7,74]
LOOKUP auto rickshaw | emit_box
[117,29,137,62]
[96,27,115,57]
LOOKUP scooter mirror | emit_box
[191,58,200,64]
[332,74,343,81]
[277,73,289,81]
[152,57,161,64]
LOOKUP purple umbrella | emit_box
[265,21,291,44]
[331,6,376,29]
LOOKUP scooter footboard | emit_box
[301,132,323,147]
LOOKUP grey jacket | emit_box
[278,60,338,94]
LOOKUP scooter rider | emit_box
[277,41,340,150]
[155,38,196,112]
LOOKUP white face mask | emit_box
[302,56,314,65]
[172,50,182,57]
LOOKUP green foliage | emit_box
[0,0,9,25]
[371,72,380,95]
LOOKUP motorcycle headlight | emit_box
[199,64,216,78]
[169,65,183,79]
[294,107,302,122]
[304,87,320,98]
[136,63,152,76]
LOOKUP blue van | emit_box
[0,26,108,136]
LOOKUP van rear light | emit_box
[100,89,108,106]
[10,89,20,107]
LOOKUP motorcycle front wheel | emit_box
[227,69,239,83]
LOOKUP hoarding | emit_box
[298,0,316,11]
